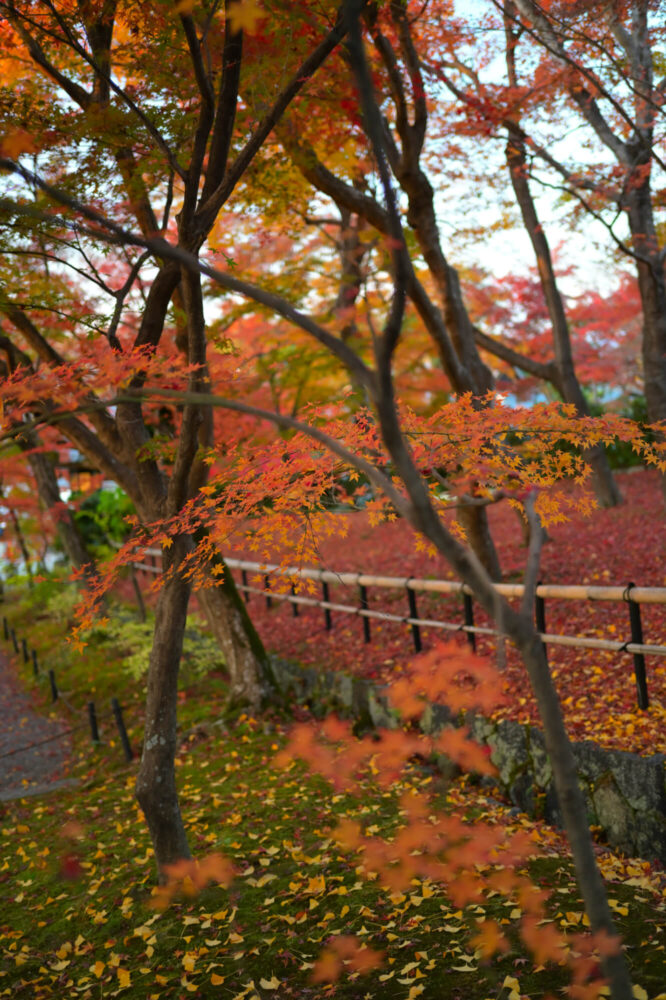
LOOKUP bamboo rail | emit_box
[134,549,666,707]
[237,584,666,659]
[221,558,666,606]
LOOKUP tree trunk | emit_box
[457,503,502,581]
[194,541,278,712]
[626,194,666,502]
[405,486,634,998]
[8,506,33,586]
[135,538,192,876]
[27,449,98,578]
[504,122,621,508]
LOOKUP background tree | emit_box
[497,0,666,495]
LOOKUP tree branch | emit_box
[193,9,348,242]
[197,0,243,213]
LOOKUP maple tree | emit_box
[266,0,627,521]
[0,0,349,869]
[463,264,645,407]
[436,0,666,498]
[0,4,663,997]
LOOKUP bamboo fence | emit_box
[135,551,666,709]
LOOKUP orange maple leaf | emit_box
[311,949,341,984]
[470,918,510,958]
[521,913,567,965]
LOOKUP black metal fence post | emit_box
[359,585,370,643]
[241,569,249,603]
[322,581,332,630]
[111,698,134,761]
[10,628,18,654]
[88,701,100,743]
[406,582,422,653]
[48,669,58,702]
[290,583,299,617]
[462,591,476,651]
[624,583,649,710]
[264,575,272,609]
[31,649,39,676]
[21,637,29,663]
[535,581,548,666]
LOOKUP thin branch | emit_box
[472,325,559,384]
[0,1,91,107]
[531,172,654,266]
[106,249,152,348]
[506,0,633,165]
[37,0,184,177]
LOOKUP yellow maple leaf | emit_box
[91,961,105,978]
[227,0,266,34]
[117,968,131,988]
[304,874,326,895]
[211,972,225,985]
[259,976,281,989]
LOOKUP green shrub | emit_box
[84,612,225,685]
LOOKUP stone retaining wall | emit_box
[270,657,666,865]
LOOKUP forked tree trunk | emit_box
[135,539,193,875]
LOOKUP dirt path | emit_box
[0,652,73,801]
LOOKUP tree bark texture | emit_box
[197,583,270,712]
[135,538,193,875]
